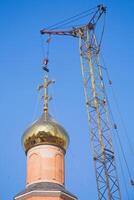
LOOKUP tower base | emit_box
[14,182,77,200]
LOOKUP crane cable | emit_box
[102,74,134,186]
[46,6,97,30]
[105,65,134,157]
[31,35,49,122]
[40,3,133,190]
[49,11,96,30]
[96,16,134,185]
[98,12,106,51]
[100,54,134,159]
[115,136,130,200]
[40,34,51,73]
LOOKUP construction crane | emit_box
[40,5,121,200]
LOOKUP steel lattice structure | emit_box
[40,5,121,200]
[78,26,121,200]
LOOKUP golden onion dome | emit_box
[22,113,69,153]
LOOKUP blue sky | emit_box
[0,0,134,199]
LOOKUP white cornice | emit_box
[14,190,77,200]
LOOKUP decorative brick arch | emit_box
[55,154,63,183]
[27,153,40,184]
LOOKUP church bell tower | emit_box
[14,75,77,200]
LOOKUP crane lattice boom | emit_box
[41,5,121,200]
[78,25,121,200]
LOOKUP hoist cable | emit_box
[46,35,51,57]
[40,34,46,59]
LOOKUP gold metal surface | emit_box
[38,76,55,121]
[22,113,69,153]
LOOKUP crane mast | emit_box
[41,5,121,200]
[78,26,121,200]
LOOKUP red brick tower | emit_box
[14,76,77,200]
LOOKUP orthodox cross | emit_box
[38,75,55,120]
